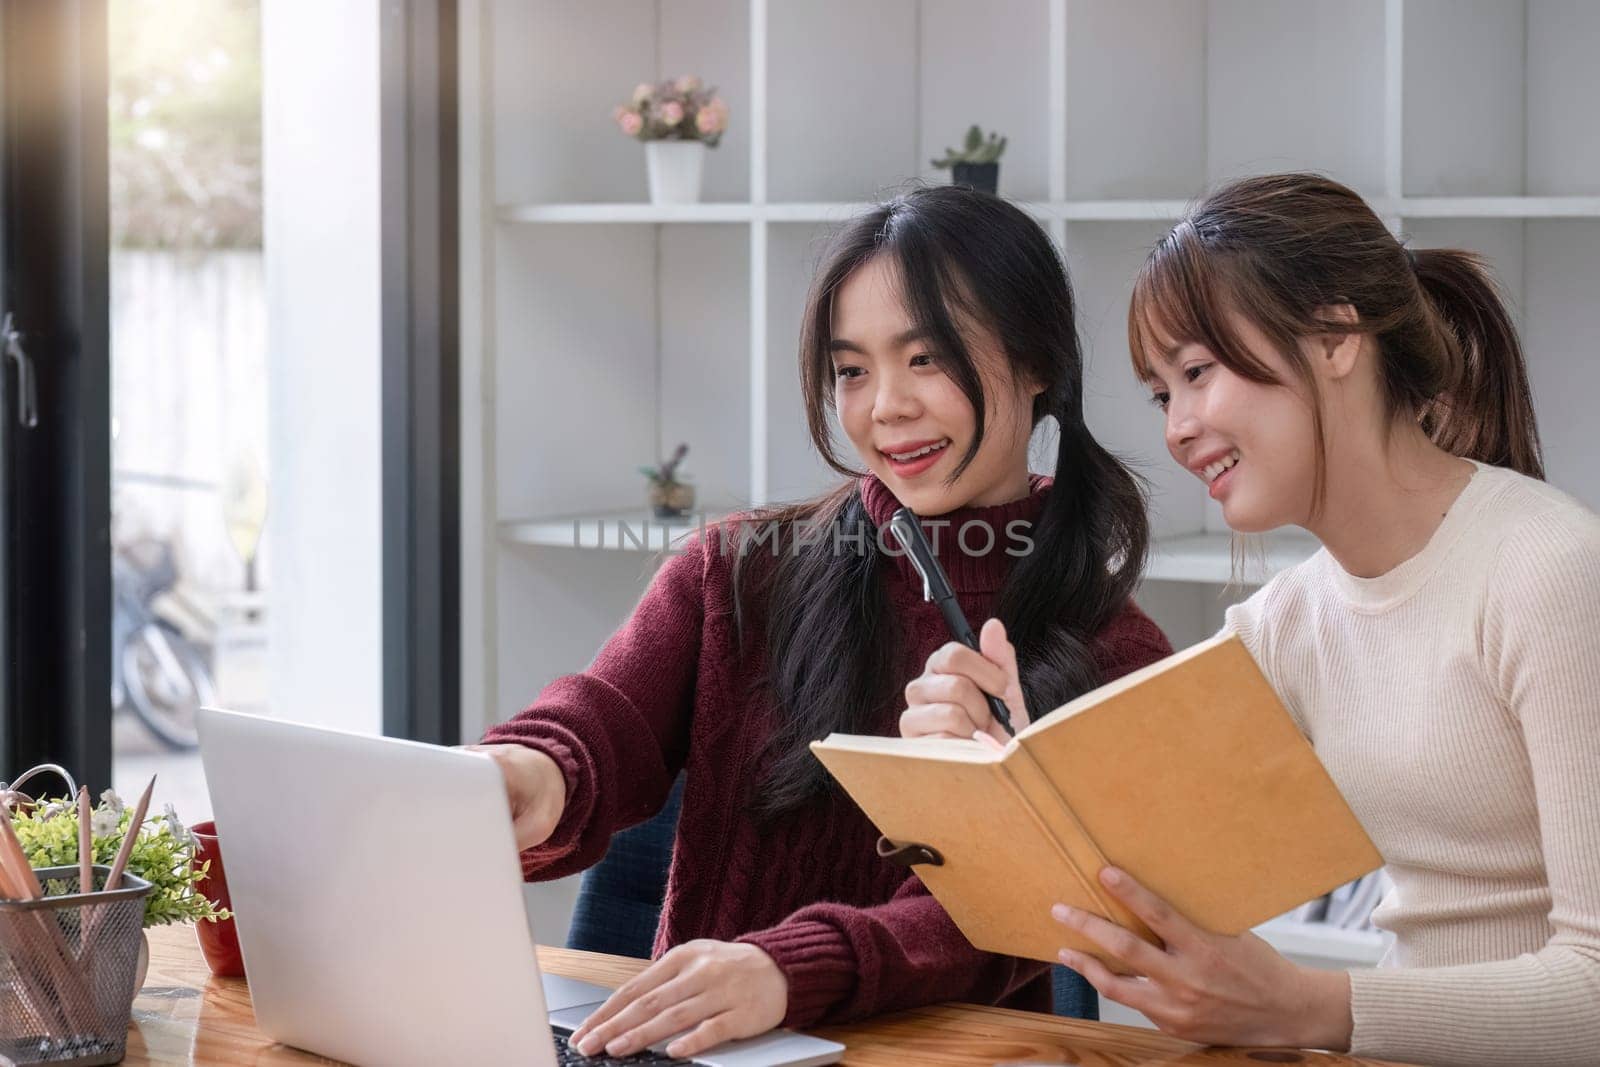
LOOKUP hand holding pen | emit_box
[888,507,1032,744]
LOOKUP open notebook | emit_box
[810,633,1382,966]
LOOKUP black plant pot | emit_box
[951,162,999,195]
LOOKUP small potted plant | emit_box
[931,125,1007,195]
[614,76,730,205]
[640,443,695,519]
[9,787,228,991]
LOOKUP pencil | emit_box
[105,776,155,892]
[0,805,42,901]
[0,841,22,900]
[0,863,73,1033]
[78,786,94,896]
[0,799,86,1034]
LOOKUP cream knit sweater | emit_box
[1225,462,1600,1067]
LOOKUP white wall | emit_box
[261,0,383,736]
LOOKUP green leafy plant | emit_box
[9,791,229,929]
[931,125,1008,168]
[639,442,691,489]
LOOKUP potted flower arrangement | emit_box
[613,76,729,205]
[8,786,228,991]
[640,443,694,519]
[931,125,1008,195]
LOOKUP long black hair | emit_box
[734,185,1150,819]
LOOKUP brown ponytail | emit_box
[1128,173,1544,509]
[1410,248,1544,479]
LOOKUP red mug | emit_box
[190,820,246,978]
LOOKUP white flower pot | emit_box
[133,929,149,995]
[645,140,706,205]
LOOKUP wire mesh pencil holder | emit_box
[0,866,152,1067]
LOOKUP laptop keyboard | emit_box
[551,1028,693,1066]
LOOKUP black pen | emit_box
[887,507,1016,737]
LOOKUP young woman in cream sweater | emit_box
[901,173,1600,1066]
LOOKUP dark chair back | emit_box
[565,776,684,959]
[1052,964,1098,1020]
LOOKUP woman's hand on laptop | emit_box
[900,618,1031,748]
[462,743,567,851]
[569,940,787,1060]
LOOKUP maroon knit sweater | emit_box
[481,474,1172,1028]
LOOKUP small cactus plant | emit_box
[639,442,690,489]
[930,125,1008,169]
[640,443,695,518]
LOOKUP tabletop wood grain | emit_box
[120,924,1414,1066]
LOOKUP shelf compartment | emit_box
[1402,0,1526,197]
[492,0,751,206]
[1527,0,1600,196]
[1065,0,1206,200]
[495,197,1600,227]
[1205,0,1387,195]
[1396,196,1600,218]
[501,513,1322,589]
[765,223,845,503]
[1056,200,1189,221]
[1146,530,1321,586]
[764,0,1052,203]
[497,203,756,223]
[1524,219,1600,513]
[493,223,750,520]
[500,509,731,551]
[918,0,1051,200]
[761,202,876,223]
[1403,1,1600,198]
[767,0,919,203]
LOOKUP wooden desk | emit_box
[126,925,1411,1066]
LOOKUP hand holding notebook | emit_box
[812,633,1383,969]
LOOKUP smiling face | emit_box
[1141,312,1321,533]
[829,255,1039,516]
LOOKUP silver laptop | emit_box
[197,708,845,1067]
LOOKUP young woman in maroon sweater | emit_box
[471,186,1172,1060]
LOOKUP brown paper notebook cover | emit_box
[810,633,1382,966]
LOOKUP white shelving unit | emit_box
[1145,531,1323,586]
[460,0,1600,952]
[498,510,726,551]
[495,515,1324,587]
[463,0,1600,726]
[500,195,1600,226]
